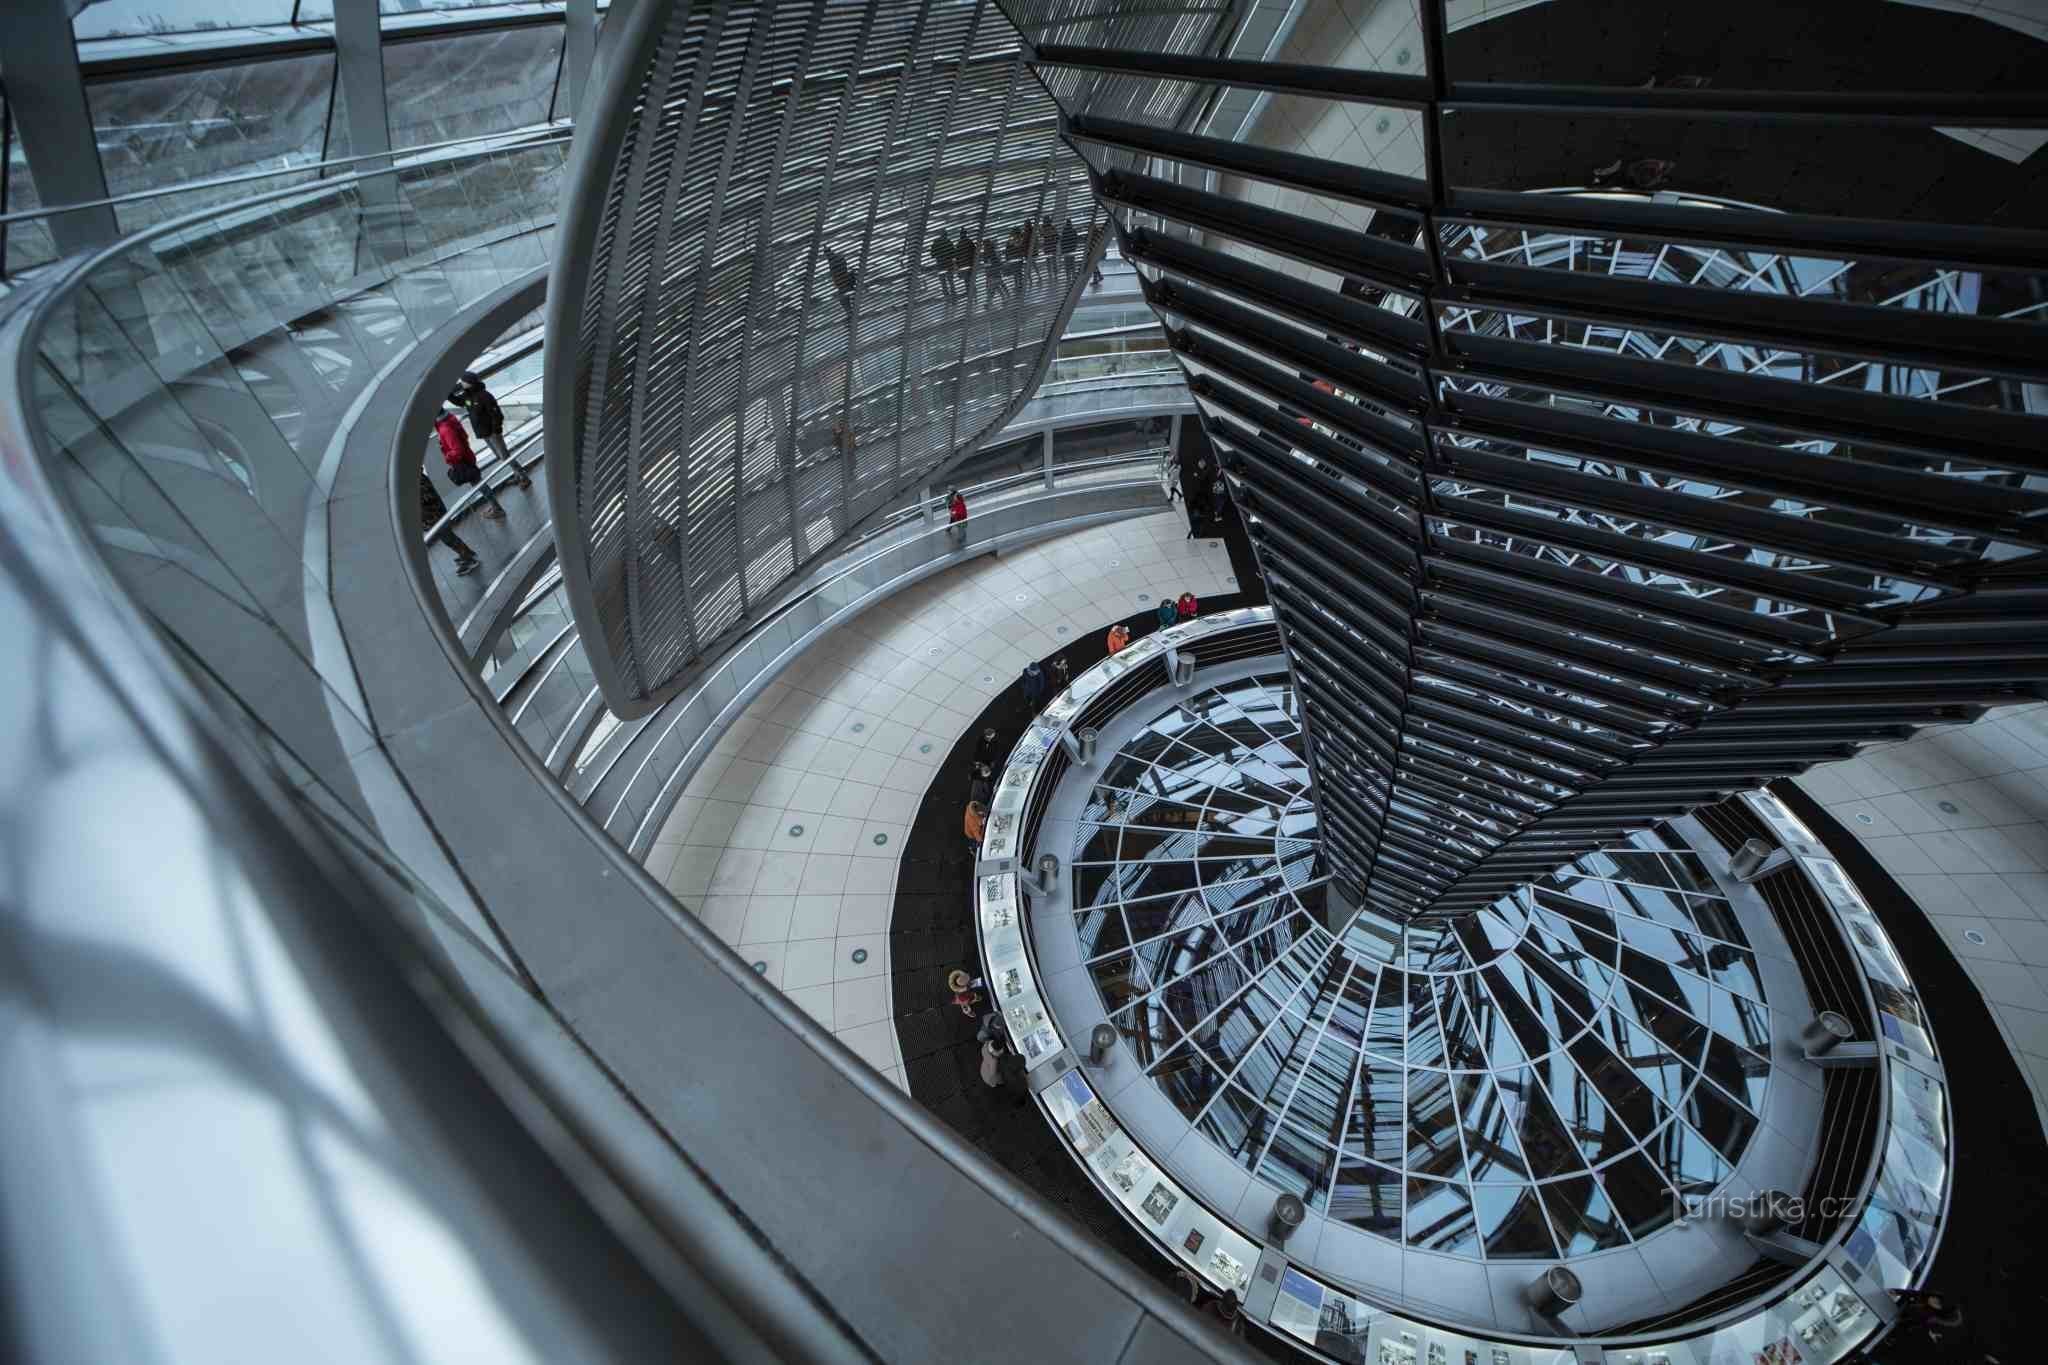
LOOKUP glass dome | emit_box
[1068,673,1773,1262]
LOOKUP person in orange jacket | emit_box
[1106,622,1131,654]
[964,798,988,850]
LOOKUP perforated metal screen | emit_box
[1003,0,2048,918]
[547,0,1102,716]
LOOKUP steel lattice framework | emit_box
[547,0,1101,717]
[1002,0,2048,919]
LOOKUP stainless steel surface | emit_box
[546,0,1105,720]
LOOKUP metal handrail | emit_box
[0,122,573,230]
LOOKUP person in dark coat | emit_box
[1049,654,1070,694]
[435,407,505,519]
[1059,217,1078,268]
[1209,477,1229,528]
[824,245,857,305]
[954,234,975,302]
[1021,660,1047,710]
[969,762,994,808]
[419,472,479,575]
[1185,474,1208,539]
[974,726,1001,769]
[452,372,531,489]
[929,229,958,299]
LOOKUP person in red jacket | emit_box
[435,407,506,520]
[947,486,968,546]
[1176,590,1198,620]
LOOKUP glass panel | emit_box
[75,1,300,40]
[88,54,339,235]
[383,25,565,150]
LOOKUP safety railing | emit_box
[578,448,1177,852]
[981,620,1947,1365]
[0,83,1246,1365]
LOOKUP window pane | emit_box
[74,1,298,41]
[87,54,338,233]
[382,25,564,150]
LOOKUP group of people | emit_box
[928,216,1102,303]
[1172,451,1229,540]
[1103,590,1199,657]
[1843,1288,1999,1364]
[423,370,525,577]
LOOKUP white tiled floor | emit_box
[641,510,1237,1087]
[1795,702,2048,1134]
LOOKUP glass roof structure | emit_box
[1071,675,1773,1262]
[547,0,1104,718]
[1001,0,2048,920]
[1,0,597,274]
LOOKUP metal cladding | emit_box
[1002,0,2048,918]
[546,0,1099,717]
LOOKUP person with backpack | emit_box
[435,406,505,519]
[1155,596,1177,631]
[452,373,530,490]
[929,228,958,299]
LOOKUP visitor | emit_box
[1209,478,1228,527]
[1039,213,1057,268]
[969,762,994,808]
[435,406,505,520]
[1006,224,1030,289]
[1021,659,1047,709]
[1210,1290,1246,1338]
[452,372,531,489]
[947,486,968,546]
[947,969,984,1016]
[419,472,480,576]
[1106,622,1131,654]
[1059,216,1078,267]
[975,725,1000,768]
[1155,596,1177,631]
[1177,590,1198,620]
[954,233,976,302]
[976,1010,1009,1050]
[1050,653,1070,693]
[965,798,987,851]
[982,236,1007,297]
[824,245,857,301]
[929,228,958,298]
[980,1039,1005,1089]
[1089,265,1104,290]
